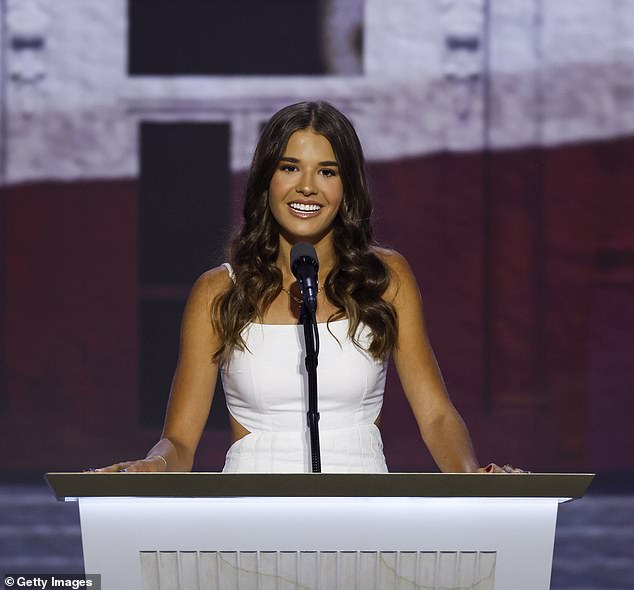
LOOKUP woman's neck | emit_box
[277,233,336,282]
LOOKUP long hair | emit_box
[212,101,397,363]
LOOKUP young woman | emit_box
[98,101,521,474]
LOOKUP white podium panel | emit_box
[45,473,594,590]
[78,496,557,590]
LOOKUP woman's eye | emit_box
[279,164,297,173]
[320,168,337,177]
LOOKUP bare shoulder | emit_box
[373,246,411,274]
[198,264,233,291]
[179,265,233,348]
[372,247,417,301]
[188,264,233,307]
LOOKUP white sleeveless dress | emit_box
[220,263,389,473]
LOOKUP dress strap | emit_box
[222,262,236,283]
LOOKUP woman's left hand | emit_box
[476,463,529,474]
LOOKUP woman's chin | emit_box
[278,224,334,247]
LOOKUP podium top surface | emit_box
[45,472,594,501]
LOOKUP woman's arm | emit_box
[96,266,229,472]
[380,249,480,473]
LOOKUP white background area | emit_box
[2,0,634,183]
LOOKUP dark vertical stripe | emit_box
[138,122,230,429]
[139,122,230,284]
[138,299,179,428]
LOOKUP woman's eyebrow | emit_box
[279,156,339,167]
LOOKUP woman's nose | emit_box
[296,174,316,195]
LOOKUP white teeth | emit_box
[289,202,321,212]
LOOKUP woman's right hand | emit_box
[87,455,168,473]
[476,463,528,474]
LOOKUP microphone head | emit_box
[290,242,319,277]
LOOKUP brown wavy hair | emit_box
[212,101,397,363]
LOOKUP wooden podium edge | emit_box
[44,472,595,501]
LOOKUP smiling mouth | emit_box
[288,202,322,216]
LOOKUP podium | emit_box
[46,472,593,590]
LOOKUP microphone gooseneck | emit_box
[290,242,322,472]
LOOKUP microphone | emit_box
[290,242,319,314]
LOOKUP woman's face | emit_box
[268,128,344,245]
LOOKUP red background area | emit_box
[1,138,633,473]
